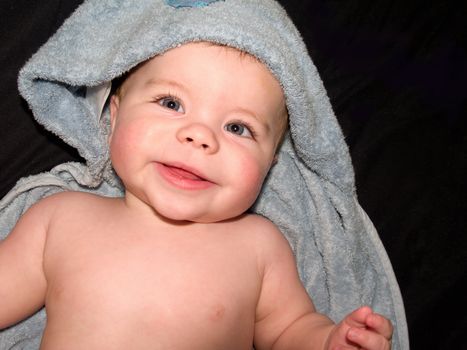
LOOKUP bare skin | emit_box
[0,192,306,349]
[1,192,392,350]
[0,43,393,349]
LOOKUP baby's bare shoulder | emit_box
[24,191,119,228]
[233,213,293,257]
[40,191,116,211]
[42,190,109,203]
[236,213,281,234]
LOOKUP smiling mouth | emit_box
[155,162,214,190]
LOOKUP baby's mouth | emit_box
[163,164,205,181]
[156,162,214,190]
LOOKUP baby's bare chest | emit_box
[42,224,260,348]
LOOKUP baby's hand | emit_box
[325,306,393,350]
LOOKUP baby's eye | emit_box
[157,96,184,113]
[224,122,254,138]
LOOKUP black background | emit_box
[1,1,466,348]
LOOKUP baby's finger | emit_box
[344,306,373,328]
[347,328,391,350]
[366,313,393,340]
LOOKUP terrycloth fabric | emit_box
[0,0,409,349]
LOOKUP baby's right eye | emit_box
[157,96,184,113]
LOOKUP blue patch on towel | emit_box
[165,0,223,8]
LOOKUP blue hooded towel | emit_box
[0,0,408,349]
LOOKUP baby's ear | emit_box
[108,95,120,142]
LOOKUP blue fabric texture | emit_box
[166,0,223,8]
[0,0,408,349]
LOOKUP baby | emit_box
[0,42,392,349]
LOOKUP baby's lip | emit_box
[159,162,214,183]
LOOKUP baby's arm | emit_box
[0,199,49,329]
[253,218,392,350]
[253,218,333,349]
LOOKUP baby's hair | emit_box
[110,75,125,98]
[110,66,137,99]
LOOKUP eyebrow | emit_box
[233,107,272,133]
[144,78,188,93]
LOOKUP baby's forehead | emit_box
[144,42,270,77]
[119,41,285,97]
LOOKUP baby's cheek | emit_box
[109,125,142,173]
[236,156,268,201]
[113,120,149,152]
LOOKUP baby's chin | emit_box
[156,206,248,225]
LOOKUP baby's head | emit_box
[109,42,288,223]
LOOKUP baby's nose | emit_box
[176,123,219,154]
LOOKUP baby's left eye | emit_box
[224,123,254,138]
[157,96,184,113]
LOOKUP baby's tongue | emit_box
[166,165,203,181]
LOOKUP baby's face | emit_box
[109,42,286,223]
